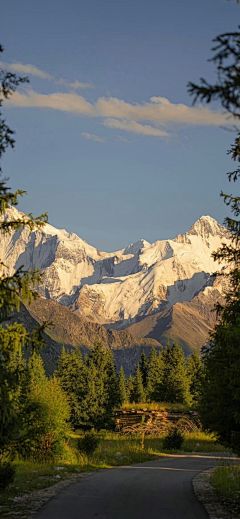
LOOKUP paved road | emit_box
[36,454,218,519]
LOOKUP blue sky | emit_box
[1,0,239,250]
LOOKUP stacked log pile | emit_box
[115,408,199,435]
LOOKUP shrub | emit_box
[18,363,71,462]
[77,432,100,456]
[163,427,184,450]
[0,462,15,490]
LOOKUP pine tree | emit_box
[118,366,128,405]
[132,365,145,403]
[146,347,164,402]
[126,374,134,403]
[186,349,204,405]
[83,342,119,429]
[0,338,26,457]
[161,343,190,404]
[56,347,86,427]
[139,351,149,388]
[0,48,48,458]
[104,348,119,417]
[27,350,47,388]
[188,28,240,452]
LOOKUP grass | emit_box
[120,402,193,412]
[0,430,226,516]
[142,431,226,454]
[210,461,240,502]
[0,461,79,514]
[181,431,226,453]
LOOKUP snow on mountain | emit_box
[0,208,230,328]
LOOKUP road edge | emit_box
[0,472,93,519]
[192,468,239,519]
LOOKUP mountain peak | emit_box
[188,215,226,238]
[124,239,150,256]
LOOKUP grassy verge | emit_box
[143,431,226,454]
[0,430,225,516]
[210,461,240,502]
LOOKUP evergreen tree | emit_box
[27,350,46,388]
[0,48,48,458]
[186,349,204,404]
[131,365,145,403]
[188,27,240,452]
[139,351,149,388]
[0,337,26,457]
[146,347,164,402]
[126,374,134,403]
[118,366,128,405]
[161,343,190,404]
[56,347,86,427]
[104,348,119,415]
[83,342,119,429]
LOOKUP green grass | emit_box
[142,431,226,454]
[0,461,82,513]
[0,430,226,517]
[210,461,240,501]
[181,431,226,453]
[120,402,193,412]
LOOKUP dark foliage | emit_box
[57,342,119,430]
[163,428,184,451]
[77,432,100,456]
[0,462,15,490]
[0,48,60,461]
[188,26,240,453]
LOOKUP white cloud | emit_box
[0,61,93,89]
[104,119,169,137]
[9,90,94,114]
[0,61,53,80]
[8,89,229,125]
[95,96,229,126]
[82,132,106,142]
[69,80,94,90]
[116,135,130,142]
[6,87,232,139]
[55,78,94,89]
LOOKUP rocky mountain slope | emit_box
[24,296,160,352]
[126,278,225,355]
[7,297,161,374]
[0,207,231,357]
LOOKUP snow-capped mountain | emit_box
[0,207,230,329]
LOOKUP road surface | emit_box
[36,454,218,519]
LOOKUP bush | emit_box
[77,432,100,456]
[0,462,15,490]
[163,427,184,450]
[18,366,72,462]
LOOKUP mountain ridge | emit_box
[5,297,161,374]
[0,207,229,357]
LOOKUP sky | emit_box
[1,0,239,251]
